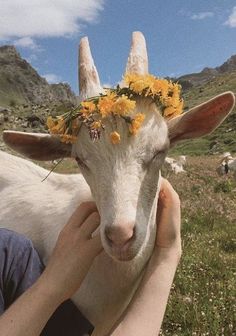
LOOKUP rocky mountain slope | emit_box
[0,45,76,106]
[178,55,236,90]
[158,54,236,155]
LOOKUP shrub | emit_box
[214,179,234,193]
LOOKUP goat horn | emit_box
[125,31,148,75]
[79,37,103,100]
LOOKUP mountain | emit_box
[169,56,236,156]
[0,45,76,106]
[177,55,236,90]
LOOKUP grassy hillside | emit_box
[170,72,236,156]
[160,157,236,335]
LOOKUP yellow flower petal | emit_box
[110,131,121,144]
[46,116,55,129]
[112,95,136,115]
[97,94,115,117]
[81,101,96,115]
[91,121,102,129]
[60,134,77,144]
[129,113,145,135]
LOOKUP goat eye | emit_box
[142,150,166,169]
[152,150,166,160]
[75,156,89,170]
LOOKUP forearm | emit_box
[109,247,181,336]
[0,278,62,336]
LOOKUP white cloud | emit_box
[0,0,105,40]
[191,12,214,20]
[43,73,62,84]
[13,37,41,50]
[225,7,236,27]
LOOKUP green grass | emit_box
[161,213,235,336]
[40,158,79,174]
[160,157,236,335]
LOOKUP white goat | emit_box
[216,152,236,178]
[0,32,235,335]
[164,155,186,174]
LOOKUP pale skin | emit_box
[0,178,181,336]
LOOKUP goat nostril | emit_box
[105,226,135,247]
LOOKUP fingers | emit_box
[67,202,98,228]
[80,211,100,238]
[156,178,181,248]
[80,211,103,254]
[89,234,103,254]
[158,178,180,209]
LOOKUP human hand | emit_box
[155,178,181,251]
[39,202,103,304]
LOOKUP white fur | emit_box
[0,100,169,334]
[164,155,186,174]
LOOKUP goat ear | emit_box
[167,92,235,146]
[3,131,72,161]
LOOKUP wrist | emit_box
[34,272,66,307]
[149,245,182,270]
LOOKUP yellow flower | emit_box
[110,131,121,144]
[81,101,96,115]
[129,113,145,135]
[124,73,140,85]
[71,118,79,129]
[175,99,184,115]
[112,95,136,115]
[163,106,176,119]
[91,121,102,129]
[46,116,55,129]
[164,94,178,108]
[55,117,66,133]
[164,97,184,118]
[97,93,116,118]
[60,134,77,144]
[149,80,162,95]
[46,73,184,146]
[47,116,66,135]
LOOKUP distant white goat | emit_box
[216,152,236,178]
[1,32,235,335]
[164,155,186,174]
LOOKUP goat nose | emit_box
[105,224,135,247]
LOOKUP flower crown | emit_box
[47,73,184,144]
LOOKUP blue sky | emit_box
[0,0,236,93]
